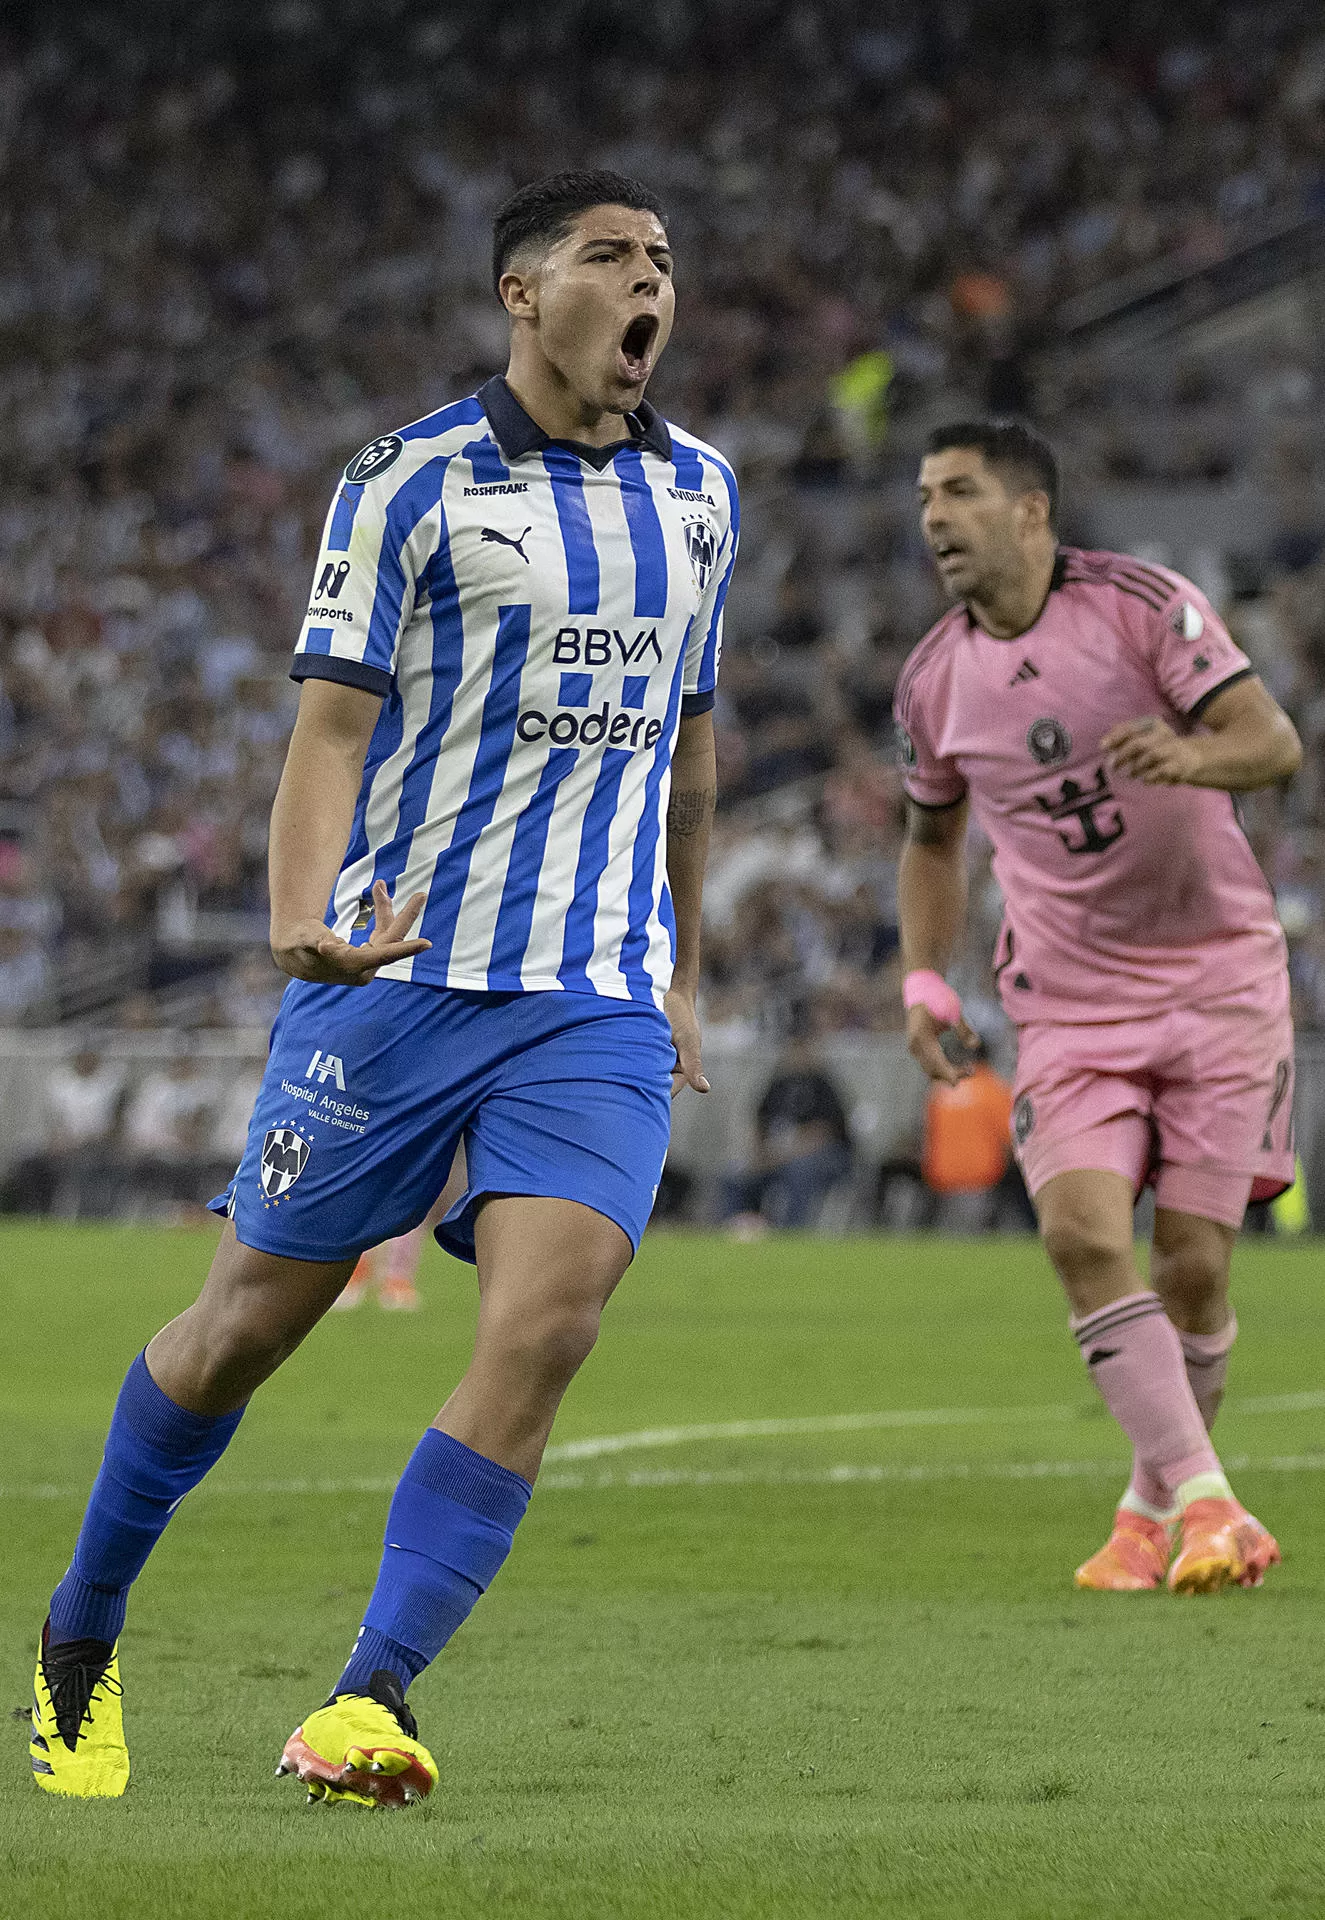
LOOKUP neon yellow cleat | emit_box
[30,1621,129,1797]
[1074,1508,1173,1591]
[277,1671,437,1809]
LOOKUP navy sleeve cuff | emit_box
[1187,665,1254,722]
[290,655,392,698]
[904,787,968,811]
[680,690,716,717]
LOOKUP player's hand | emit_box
[272,880,432,986]
[665,985,710,1099]
[1102,716,1201,785]
[906,1003,978,1087]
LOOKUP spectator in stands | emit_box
[0,1049,126,1217]
[48,1051,126,1153]
[1,2,1324,1227]
[724,1032,853,1233]
[0,925,52,1023]
[121,1053,219,1211]
[208,1065,265,1182]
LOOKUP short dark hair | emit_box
[925,419,1060,525]
[492,169,667,295]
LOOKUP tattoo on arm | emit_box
[667,786,717,838]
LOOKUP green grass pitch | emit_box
[3,1221,1324,1918]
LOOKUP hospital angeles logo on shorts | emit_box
[260,1126,311,1200]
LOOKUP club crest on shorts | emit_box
[684,517,718,591]
[260,1127,311,1200]
[1012,1094,1035,1146]
[1027,717,1071,767]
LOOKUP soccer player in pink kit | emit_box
[895,421,1301,1595]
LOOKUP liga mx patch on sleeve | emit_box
[344,434,403,485]
[260,1126,312,1202]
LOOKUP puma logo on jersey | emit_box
[480,526,531,562]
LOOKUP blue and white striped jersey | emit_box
[291,376,738,1007]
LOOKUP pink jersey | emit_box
[895,548,1287,1025]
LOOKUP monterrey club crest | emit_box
[1027,716,1072,767]
[684,517,718,592]
[344,434,404,485]
[260,1127,311,1200]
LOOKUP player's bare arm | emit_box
[1102,675,1302,791]
[898,796,979,1086]
[268,678,430,984]
[664,708,716,1097]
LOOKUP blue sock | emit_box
[49,1351,246,1647]
[334,1430,532,1698]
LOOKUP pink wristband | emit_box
[902,968,963,1030]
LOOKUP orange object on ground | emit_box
[922,1063,1014,1194]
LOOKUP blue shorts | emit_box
[210,979,674,1265]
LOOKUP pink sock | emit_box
[1071,1292,1221,1506]
[1179,1313,1237,1429]
[382,1224,425,1288]
[1123,1311,1239,1515]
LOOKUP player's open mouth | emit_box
[618,314,658,384]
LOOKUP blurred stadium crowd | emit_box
[2,0,1325,1215]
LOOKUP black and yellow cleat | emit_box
[276,1669,437,1809]
[31,1620,129,1797]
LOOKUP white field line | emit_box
[0,1387,1320,1503]
[541,1387,1325,1464]
[535,1452,1325,1494]
[5,1452,1325,1502]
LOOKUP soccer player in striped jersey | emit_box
[30,170,737,1805]
[895,421,1299,1597]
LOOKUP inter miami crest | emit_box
[684,518,718,592]
[260,1127,311,1200]
[1012,1094,1035,1146]
[344,434,404,485]
[1026,717,1072,767]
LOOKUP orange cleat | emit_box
[1168,1497,1280,1595]
[1229,1509,1281,1589]
[1074,1508,1173,1590]
[378,1279,421,1312]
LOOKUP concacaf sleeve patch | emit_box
[345,434,404,485]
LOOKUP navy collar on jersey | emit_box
[961,548,1070,632]
[478,374,672,470]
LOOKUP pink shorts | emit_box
[1011,973,1294,1228]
